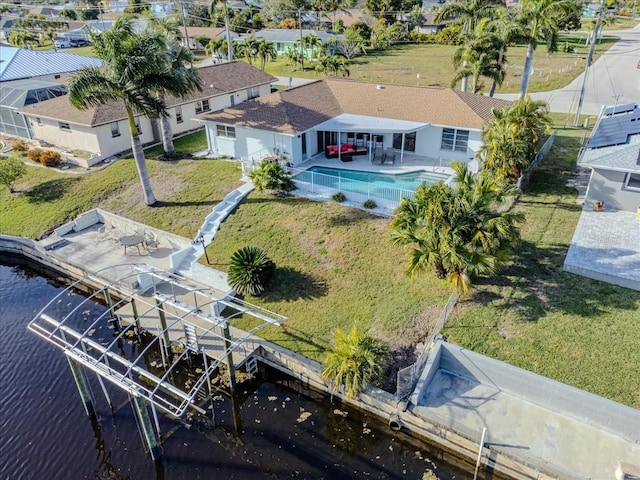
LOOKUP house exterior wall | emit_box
[587,168,640,212]
[205,123,294,163]
[28,116,155,166]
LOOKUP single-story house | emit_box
[578,103,640,212]
[177,26,239,51]
[18,62,276,166]
[196,78,510,167]
[0,79,67,138]
[0,46,103,82]
[415,12,447,34]
[245,29,343,57]
[321,9,375,28]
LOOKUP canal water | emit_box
[0,258,471,480]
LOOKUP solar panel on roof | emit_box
[588,105,640,148]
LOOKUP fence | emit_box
[517,131,557,191]
[396,291,459,402]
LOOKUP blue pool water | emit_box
[294,166,448,203]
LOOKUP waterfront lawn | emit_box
[201,194,451,361]
[443,125,640,409]
[0,132,241,239]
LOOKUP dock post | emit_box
[155,298,172,360]
[133,396,161,460]
[103,287,115,319]
[223,323,236,390]
[66,356,95,417]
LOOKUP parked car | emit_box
[54,37,71,48]
[69,38,90,47]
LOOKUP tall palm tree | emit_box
[205,36,225,60]
[148,18,202,159]
[210,0,233,61]
[451,28,503,93]
[505,95,550,161]
[391,162,522,295]
[69,18,193,205]
[517,0,573,98]
[434,0,502,92]
[255,38,276,71]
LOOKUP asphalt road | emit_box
[497,24,640,116]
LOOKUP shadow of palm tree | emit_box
[263,266,328,302]
[25,178,77,203]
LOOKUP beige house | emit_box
[18,62,276,167]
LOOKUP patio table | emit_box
[119,234,144,255]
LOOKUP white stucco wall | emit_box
[416,125,481,162]
[204,123,294,162]
[587,169,640,212]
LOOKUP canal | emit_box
[0,257,473,479]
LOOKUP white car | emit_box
[54,38,71,48]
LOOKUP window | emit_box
[440,128,469,152]
[175,106,183,124]
[110,122,120,137]
[247,86,260,99]
[216,125,236,138]
[58,122,70,131]
[135,122,141,134]
[393,132,416,152]
[623,173,640,191]
[54,74,61,79]
[195,99,210,114]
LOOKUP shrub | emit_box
[331,191,346,202]
[26,148,42,163]
[322,325,389,399]
[0,154,27,193]
[249,160,295,193]
[363,199,377,209]
[39,150,62,167]
[11,140,29,152]
[228,246,275,296]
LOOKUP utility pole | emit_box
[179,1,190,50]
[224,0,233,62]
[574,0,604,126]
[298,8,304,71]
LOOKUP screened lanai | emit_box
[0,79,67,139]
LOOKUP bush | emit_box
[249,160,295,193]
[363,199,377,209]
[331,191,346,202]
[26,148,42,163]
[228,246,275,296]
[39,150,62,167]
[0,154,27,193]
[11,140,29,152]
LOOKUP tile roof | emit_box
[0,46,103,82]
[197,78,512,134]
[18,62,276,126]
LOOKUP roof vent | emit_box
[376,84,383,90]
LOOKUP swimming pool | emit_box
[293,166,449,204]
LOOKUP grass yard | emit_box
[443,124,640,409]
[0,132,241,239]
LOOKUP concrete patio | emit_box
[563,204,640,291]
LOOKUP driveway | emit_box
[497,24,640,115]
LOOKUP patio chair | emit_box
[384,148,396,165]
[373,147,384,165]
[144,231,160,251]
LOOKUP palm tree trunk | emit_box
[158,92,175,159]
[127,107,156,205]
[518,42,535,98]
[461,60,469,92]
[489,45,505,97]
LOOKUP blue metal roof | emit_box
[0,46,103,82]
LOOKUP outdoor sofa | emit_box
[325,144,368,161]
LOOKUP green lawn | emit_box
[443,126,640,409]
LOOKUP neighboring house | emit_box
[415,12,447,34]
[0,79,67,138]
[578,103,640,212]
[0,46,103,82]
[247,29,343,57]
[321,9,375,28]
[196,78,510,167]
[0,17,15,42]
[17,62,276,166]
[177,26,239,50]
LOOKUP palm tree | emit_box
[242,34,258,65]
[517,0,573,98]
[301,33,320,60]
[505,95,551,161]
[205,37,225,60]
[228,246,275,296]
[148,19,202,159]
[8,31,38,48]
[391,163,523,295]
[210,0,233,61]
[434,0,502,92]
[315,54,350,77]
[255,38,276,71]
[69,18,193,205]
[451,28,503,93]
[322,325,389,399]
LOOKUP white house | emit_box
[18,62,276,166]
[578,103,640,212]
[196,78,511,168]
[0,46,103,82]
